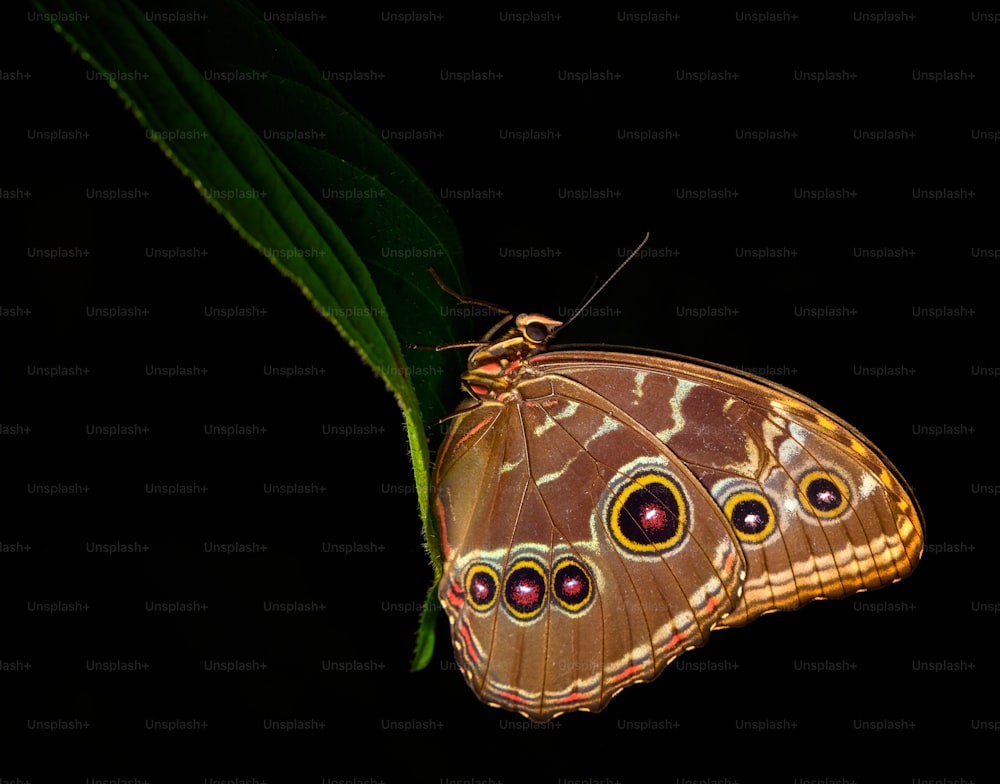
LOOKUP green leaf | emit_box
[35,0,463,667]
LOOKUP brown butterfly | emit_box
[430,239,924,721]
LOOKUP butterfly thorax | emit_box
[462,313,562,400]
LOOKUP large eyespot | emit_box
[607,470,688,555]
[464,564,499,612]
[503,559,547,620]
[798,470,851,519]
[551,558,594,614]
[722,490,777,543]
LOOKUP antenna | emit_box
[556,232,650,334]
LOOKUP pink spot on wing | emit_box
[640,502,668,533]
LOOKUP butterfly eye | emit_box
[551,558,594,613]
[523,321,550,342]
[502,560,547,620]
[797,471,851,518]
[722,491,777,543]
[464,564,499,612]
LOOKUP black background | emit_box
[1,3,994,782]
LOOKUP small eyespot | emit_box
[503,560,547,620]
[551,558,594,613]
[798,470,851,518]
[723,490,777,543]
[465,564,499,612]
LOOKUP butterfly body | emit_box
[432,314,923,721]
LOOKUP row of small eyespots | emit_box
[464,557,594,620]
[724,473,851,541]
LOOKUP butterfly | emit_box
[429,239,924,722]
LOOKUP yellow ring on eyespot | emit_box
[798,470,851,519]
[551,557,593,613]
[722,490,776,543]
[502,559,547,620]
[609,472,687,554]
[464,563,499,612]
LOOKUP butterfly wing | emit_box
[434,375,746,721]
[533,351,924,628]
[433,349,924,720]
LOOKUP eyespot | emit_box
[502,559,547,620]
[551,558,594,614]
[607,470,688,555]
[798,470,851,519]
[722,490,777,543]
[465,564,499,612]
